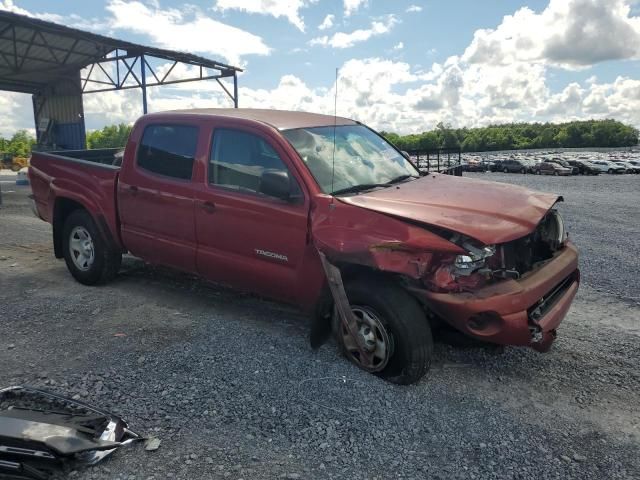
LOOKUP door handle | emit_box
[200,201,216,214]
[128,185,138,195]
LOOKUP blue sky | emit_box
[2,0,640,135]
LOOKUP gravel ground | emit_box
[0,173,639,479]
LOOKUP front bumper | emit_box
[411,242,579,351]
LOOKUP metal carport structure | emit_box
[0,10,241,150]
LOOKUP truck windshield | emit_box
[282,125,419,194]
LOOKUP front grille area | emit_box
[491,225,557,277]
[527,271,578,322]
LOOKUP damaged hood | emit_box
[338,173,561,245]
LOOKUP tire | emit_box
[333,277,433,385]
[520,168,526,174]
[503,167,509,173]
[554,171,559,176]
[535,169,541,175]
[62,209,121,285]
[608,169,613,174]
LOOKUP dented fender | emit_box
[310,195,464,279]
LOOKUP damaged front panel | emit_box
[312,194,568,297]
[311,196,464,281]
[0,386,141,479]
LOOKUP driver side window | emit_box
[209,129,297,197]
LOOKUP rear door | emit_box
[193,125,310,303]
[118,123,200,272]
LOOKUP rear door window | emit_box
[137,125,198,180]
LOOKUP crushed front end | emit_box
[312,190,579,353]
[412,209,580,351]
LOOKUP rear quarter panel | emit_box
[29,153,123,248]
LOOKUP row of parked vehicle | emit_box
[463,152,640,176]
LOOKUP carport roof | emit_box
[0,10,241,94]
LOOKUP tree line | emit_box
[381,119,639,152]
[0,123,132,159]
[85,123,132,149]
[0,130,36,158]
[1,119,638,156]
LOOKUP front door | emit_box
[194,126,310,303]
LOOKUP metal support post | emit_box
[233,71,238,108]
[140,54,147,114]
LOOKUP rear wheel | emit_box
[608,168,614,174]
[503,167,509,173]
[554,171,559,176]
[520,168,526,174]
[333,278,433,384]
[62,210,121,285]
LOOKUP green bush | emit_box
[86,123,132,149]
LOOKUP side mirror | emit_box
[401,150,411,160]
[260,169,291,200]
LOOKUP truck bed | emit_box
[29,149,123,250]
[46,148,123,166]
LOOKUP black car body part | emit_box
[0,386,141,479]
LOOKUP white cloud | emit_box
[392,41,404,51]
[318,14,334,30]
[4,0,640,138]
[464,0,640,68]
[344,0,367,17]
[310,15,398,48]
[214,0,310,32]
[106,0,270,66]
[0,0,29,15]
[406,5,423,13]
[5,55,640,137]
[0,92,34,137]
[0,0,104,30]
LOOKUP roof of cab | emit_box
[149,108,358,131]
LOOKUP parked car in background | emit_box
[534,161,572,176]
[590,160,626,174]
[524,159,541,174]
[462,160,488,172]
[499,159,528,173]
[566,160,600,175]
[626,160,640,173]
[612,161,639,173]
[484,160,497,172]
[28,108,580,384]
[548,159,579,175]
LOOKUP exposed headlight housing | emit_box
[454,244,496,276]
[539,209,566,250]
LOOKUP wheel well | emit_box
[339,263,443,327]
[316,262,432,322]
[52,198,85,258]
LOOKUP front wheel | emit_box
[503,167,509,173]
[554,171,559,176]
[62,209,121,285]
[333,278,433,384]
[608,169,614,174]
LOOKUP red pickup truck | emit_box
[29,109,579,384]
